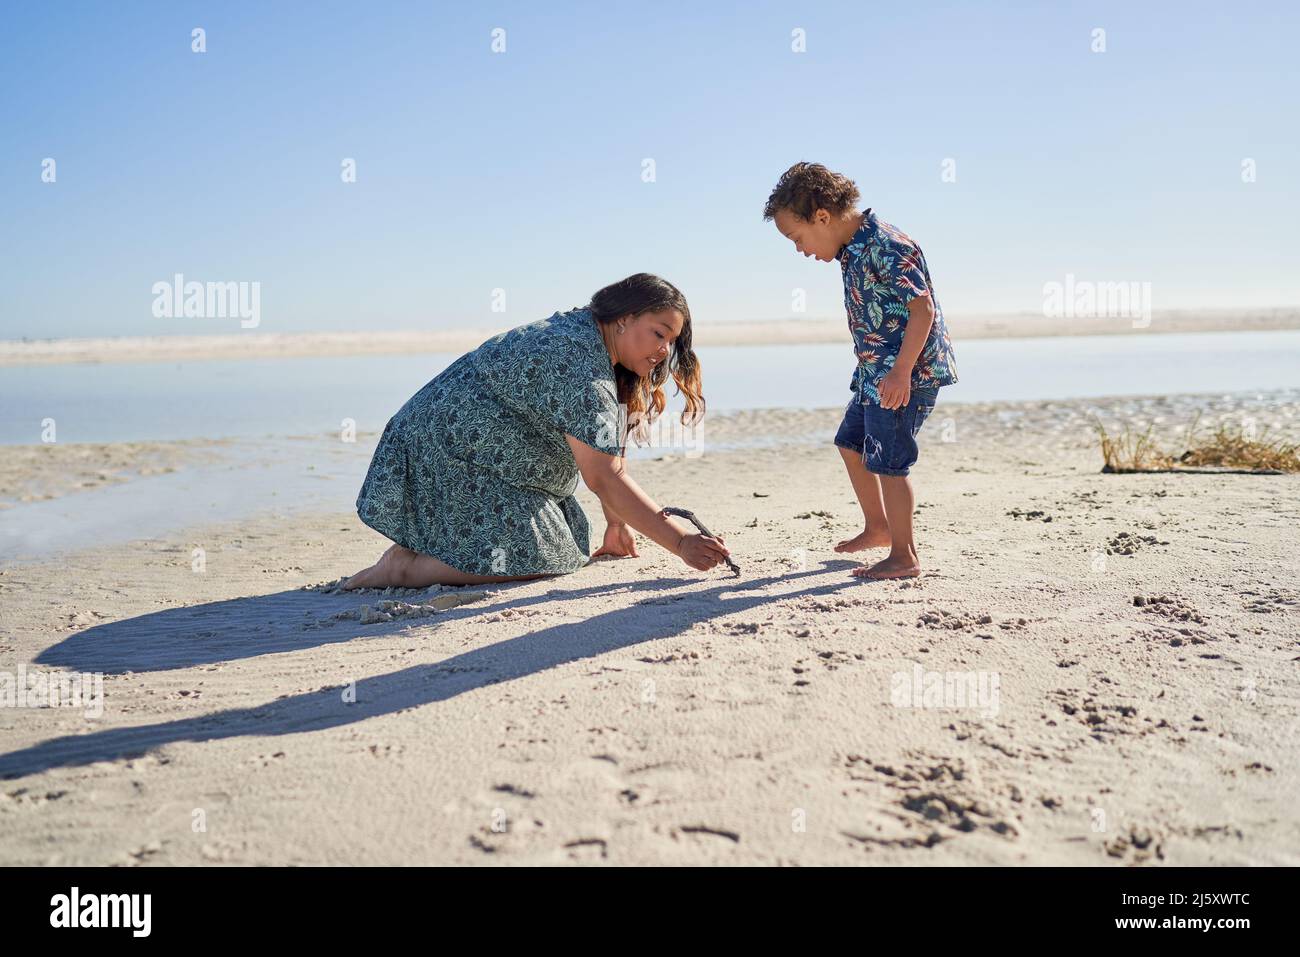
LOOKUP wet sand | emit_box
[0,440,215,510]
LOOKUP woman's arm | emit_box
[600,455,626,526]
[593,454,637,558]
[566,434,730,571]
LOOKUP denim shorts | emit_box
[834,386,939,477]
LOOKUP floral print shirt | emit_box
[837,208,958,404]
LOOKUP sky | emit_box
[1,0,1297,340]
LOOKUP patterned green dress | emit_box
[356,306,626,576]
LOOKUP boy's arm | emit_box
[877,295,935,409]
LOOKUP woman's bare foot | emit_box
[342,544,414,591]
[834,527,892,553]
[342,543,556,589]
[852,547,920,580]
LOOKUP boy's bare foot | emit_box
[852,549,920,580]
[834,528,892,553]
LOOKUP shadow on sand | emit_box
[4,560,862,779]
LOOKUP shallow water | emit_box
[3,384,1297,563]
[0,437,367,562]
[3,330,1298,445]
[3,330,1298,562]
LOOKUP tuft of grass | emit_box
[1092,419,1175,471]
[1092,414,1300,473]
[1178,415,1300,471]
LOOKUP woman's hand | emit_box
[566,435,728,567]
[592,522,639,559]
[677,532,730,571]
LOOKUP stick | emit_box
[660,507,741,576]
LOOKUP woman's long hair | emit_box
[589,273,705,442]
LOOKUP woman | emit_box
[343,273,731,590]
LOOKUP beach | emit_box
[3,307,1299,367]
[2,391,1297,865]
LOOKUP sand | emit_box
[3,307,1298,367]
[0,393,1297,865]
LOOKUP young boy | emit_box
[763,162,958,579]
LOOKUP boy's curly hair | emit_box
[762,162,861,222]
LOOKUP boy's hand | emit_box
[877,367,912,410]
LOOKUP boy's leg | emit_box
[853,474,920,578]
[832,398,891,552]
[852,386,938,580]
[834,446,891,552]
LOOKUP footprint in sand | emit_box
[1103,825,1165,864]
